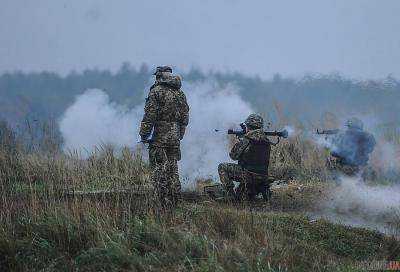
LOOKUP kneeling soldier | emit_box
[218,114,272,201]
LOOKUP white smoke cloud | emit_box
[60,89,142,152]
[283,125,303,138]
[316,175,400,235]
[59,82,253,188]
[370,141,400,174]
[312,133,338,152]
[180,82,252,188]
[311,115,400,180]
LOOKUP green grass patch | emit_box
[1,203,398,271]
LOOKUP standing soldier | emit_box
[139,66,189,209]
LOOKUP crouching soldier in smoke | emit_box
[218,114,273,201]
[139,66,189,211]
[323,118,376,177]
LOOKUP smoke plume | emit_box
[179,82,252,188]
[316,175,400,235]
[59,83,400,234]
[312,115,400,179]
[59,83,252,188]
[60,89,141,152]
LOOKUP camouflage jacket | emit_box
[139,75,189,147]
[229,129,271,174]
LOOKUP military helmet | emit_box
[346,117,363,130]
[244,114,264,129]
[153,66,172,75]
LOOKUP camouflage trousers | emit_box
[327,157,360,177]
[218,163,247,190]
[218,163,270,200]
[149,145,181,210]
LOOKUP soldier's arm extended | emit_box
[139,88,158,141]
[179,93,190,140]
[229,138,250,161]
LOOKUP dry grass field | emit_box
[0,126,399,271]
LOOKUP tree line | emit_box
[1,62,399,131]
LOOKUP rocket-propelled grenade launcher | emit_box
[316,129,339,135]
[227,123,289,138]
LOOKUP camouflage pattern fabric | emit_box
[228,129,267,161]
[229,136,250,161]
[218,126,271,200]
[327,156,361,177]
[218,163,270,200]
[140,74,189,147]
[140,73,189,210]
[231,129,271,174]
[153,66,172,75]
[218,163,247,190]
[244,114,264,129]
[149,145,181,209]
[155,73,182,89]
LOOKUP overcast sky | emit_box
[1,0,399,78]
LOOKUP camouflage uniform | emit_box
[218,114,272,201]
[330,118,376,176]
[327,157,360,176]
[140,66,189,209]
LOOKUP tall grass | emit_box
[0,120,399,271]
